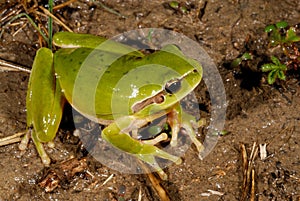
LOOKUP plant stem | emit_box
[48,0,53,49]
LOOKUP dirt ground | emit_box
[0,0,299,200]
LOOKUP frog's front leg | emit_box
[102,115,182,180]
[168,103,205,156]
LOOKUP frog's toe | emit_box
[179,113,205,155]
[170,134,178,147]
[195,118,206,128]
[40,151,51,165]
[31,131,51,165]
[19,130,31,151]
[34,142,51,165]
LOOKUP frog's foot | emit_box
[136,143,182,180]
[102,122,182,180]
[19,129,51,165]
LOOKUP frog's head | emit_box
[127,45,203,116]
[131,67,202,116]
[110,44,202,119]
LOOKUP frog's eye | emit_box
[164,78,181,94]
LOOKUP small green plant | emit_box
[230,52,253,68]
[262,21,300,84]
[265,21,300,48]
[261,56,287,84]
[265,21,300,65]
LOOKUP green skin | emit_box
[20,32,204,180]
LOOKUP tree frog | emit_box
[19,32,204,180]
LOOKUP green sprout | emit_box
[168,1,189,14]
[230,52,253,68]
[261,56,287,84]
[262,21,300,84]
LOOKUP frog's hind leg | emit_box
[19,129,51,165]
[31,129,51,165]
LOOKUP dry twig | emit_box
[0,59,31,73]
[240,143,258,201]
[0,132,26,147]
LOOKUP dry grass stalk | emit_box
[240,143,258,201]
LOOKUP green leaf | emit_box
[270,32,283,46]
[265,24,276,33]
[267,70,278,84]
[277,70,286,80]
[286,28,300,42]
[279,63,287,71]
[288,35,300,42]
[261,63,277,72]
[169,1,179,9]
[230,52,253,68]
[270,56,281,66]
[218,130,229,136]
[180,6,188,14]
[241,52,253,60]
[230,58,242,68]
[275,21,288,29]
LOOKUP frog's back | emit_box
[54,48,145,120]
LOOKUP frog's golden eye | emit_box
[164,78,181,94]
